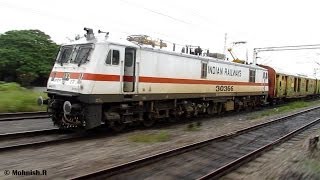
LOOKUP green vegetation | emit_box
[248,101,319,120]
[0,30,59,86]
[129,131,170,143]
[0,82,46,112]
[302,158,320,178]
[185,122,202,131]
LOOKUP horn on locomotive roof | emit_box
[98,30,109,38]
[84,27,95,40]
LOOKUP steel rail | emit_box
[198,117,320,179]
[71,106,320,180]
[0,131,84,153]
[0,111,49,121]
[0,129,59,140]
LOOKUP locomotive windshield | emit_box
[73,44,93,66]
[56,45,73,64]
[56,44,94,66]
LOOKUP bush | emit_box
[0,82,25,91]
[0,82,46,112]
[17,72,39,86]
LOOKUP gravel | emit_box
[0,103,319,179]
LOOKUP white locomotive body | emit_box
[43,29,268,130]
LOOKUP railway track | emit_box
[0,128,85,152]
[0,111,49,121]
[72,106,320,180]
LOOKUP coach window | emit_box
[249,69,256,82]
[106,50,120,65]
[201,62,207,78]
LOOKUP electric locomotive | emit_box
[38,28,269,130]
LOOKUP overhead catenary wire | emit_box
[0,0,222,52]
[255,44,320,50]
[256,47,320,52]
[253,44,320,68]
[118,0,193,25]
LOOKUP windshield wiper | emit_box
[78,50,91,67]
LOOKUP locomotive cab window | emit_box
[201,62,207,79]
[57,46,73,64]
[106,50,120,65]
[73,44,93,65]
[249,69,256,82]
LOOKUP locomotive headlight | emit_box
[63,101,72,115]
[63,101,81,115]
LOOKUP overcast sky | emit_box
[1,0,320,76]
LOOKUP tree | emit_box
[0,30,59,86]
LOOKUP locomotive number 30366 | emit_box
[216,85,234,92]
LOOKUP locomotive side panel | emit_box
[90,44,123,95]
[138,49,268,96]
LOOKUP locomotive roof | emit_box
[62,34,266,70]
[63,34,140,47]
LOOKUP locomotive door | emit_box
[123,47,136,92]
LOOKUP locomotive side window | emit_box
[249,69,256,82]
[201,62,207,79]
[106,50,120,65]
[57,46,73,63]
[112,50,120,65]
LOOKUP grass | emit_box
[185,122,202,131]
[248,101,320,120]
[129,131,170,143]
[302,158,320,177]
[0,82,47,113]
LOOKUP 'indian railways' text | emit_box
[208,66,242,77]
